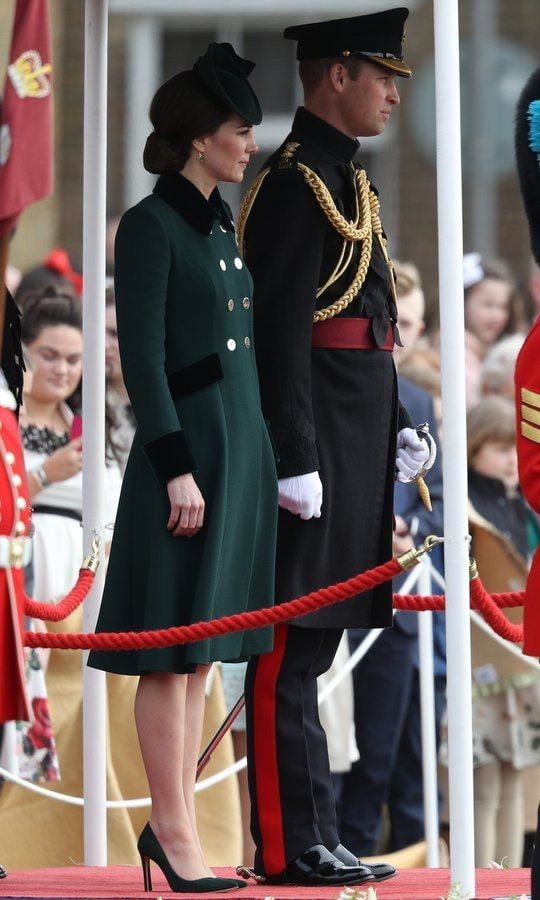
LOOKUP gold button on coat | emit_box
[219,260,227,271]
[227,339,236,351]
[242,297,251,309]
[244,337,251,348]
[227,299,235,311]
[234,257,243,270]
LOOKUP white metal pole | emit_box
[433,0,476,893]
[125,16,160,208]
[82,0,108,867]
[417,559,440,868]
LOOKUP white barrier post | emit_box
[433,0,476,893]
[418,558,440,868]
[82,0,108,867]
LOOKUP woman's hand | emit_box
[43,437,83,483]
[166,473,205,537]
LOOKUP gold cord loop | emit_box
[235,159,395,325]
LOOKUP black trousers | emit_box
[245,623,343,876]
[532,804,540,900]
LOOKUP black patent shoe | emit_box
[138,823,247,893]
[332,842,397,882]
[0,864,6,879]
[263,844,375,886]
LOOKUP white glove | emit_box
[396,427,434,484]
[278,471,323,520]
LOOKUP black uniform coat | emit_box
[244,108,400,629]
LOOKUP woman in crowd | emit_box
[0,287,140,867]
[87,43,277,894]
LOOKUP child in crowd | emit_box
[462,397,540,867]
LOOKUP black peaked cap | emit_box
[284,7,411,78]
[193,42,262,125]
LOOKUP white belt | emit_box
[0,536,32,568]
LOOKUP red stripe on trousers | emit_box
[252,622,288,875]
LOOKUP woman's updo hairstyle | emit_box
[143,71,232,174]
[21,286,82,345]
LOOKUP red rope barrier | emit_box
[469,577,524,643]
[24,557,402,651]
[24,569,96,621]
[394,594,445,611]
[394,589,526,612]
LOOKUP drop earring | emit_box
[197,150,205,162]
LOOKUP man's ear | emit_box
[327,63,347,93]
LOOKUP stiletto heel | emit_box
[140,852,152,892]
[137,823,247,893]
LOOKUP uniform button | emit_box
[244,336,251,348]
[219,260,227,271]
[242,297,251,309]
[234,257,243,270]
[17,497,26,509]
[5,452,15,465]
[15,522,26,535]
[227,299,235,311]
[220,224,227,233]
[227,339,236,351]
[12,474,22,487]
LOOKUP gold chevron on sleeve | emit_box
[521,421,540,443]
[522,403,540,426]
[521,387,540,408]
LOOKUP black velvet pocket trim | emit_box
[167,354,223,400]
[143,430,197,484]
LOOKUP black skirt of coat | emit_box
[276,346,397,629]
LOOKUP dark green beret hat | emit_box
[193,42,263,125]
[284,7,411,78]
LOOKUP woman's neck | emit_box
[22,395,67,431]
[179,159,218,200]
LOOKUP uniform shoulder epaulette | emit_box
[520,385,540,444]
[277,141,301,170]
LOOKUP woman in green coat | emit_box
[88,44,277,894]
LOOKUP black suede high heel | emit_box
[138,823,247,893]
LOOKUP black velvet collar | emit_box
[153,172,235,236]
[291,107,359,163]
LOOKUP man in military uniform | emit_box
[240,7,435,888]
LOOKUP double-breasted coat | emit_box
[243,107,402,629]
[88,173,277,675]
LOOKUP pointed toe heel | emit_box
[137,823,245,893]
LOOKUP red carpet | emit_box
[0,866,531,899]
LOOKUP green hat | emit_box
[193,42,263,125]
[284,7,412,78]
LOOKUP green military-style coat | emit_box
[88,172,278,675]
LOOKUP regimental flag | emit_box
[0,0,53,237]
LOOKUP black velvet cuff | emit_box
[143,430,197,484]
[275,430,319,478]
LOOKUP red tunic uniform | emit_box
[0,403,31,723]
[515,318,540,656]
